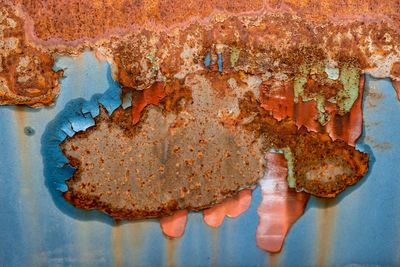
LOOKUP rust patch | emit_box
[238,92,369,197]
[2,1,400,107]
[61,75,266,219]
[0,4,62,107]
[61,71,368,219]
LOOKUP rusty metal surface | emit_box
[0,52,400,266]
[1,0,400,265]
[0,5,62,106]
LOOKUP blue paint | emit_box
[204,52,211,68]
[217,52,223,73]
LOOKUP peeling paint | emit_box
[2,0,396,257]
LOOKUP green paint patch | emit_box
[146,50,159,71]
[293,62,360,125]
[337,64,360,115]
[282,147,295,188]
[269,147,295,188]
[230,47,240,68]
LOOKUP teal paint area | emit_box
[1,52,400,266]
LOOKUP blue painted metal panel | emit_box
[1,52,399,267]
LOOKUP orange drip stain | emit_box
[268,253,281,267]
[392,80,400,102]
[132,82,166,124]
[112,222,123,267]
[165,237,177,267]
[315,199,337,267]
[203,189,253,228]
[125,222,149,266]
[160,209,188,238]
[14,107,43,262]
[256,152,309,253]
[209,227,220,267]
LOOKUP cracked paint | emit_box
[2,0,399,255]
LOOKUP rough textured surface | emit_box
[0,4,62,106]
[0,0,379,220]
[61,73,368,219]
[2,0,400,107]
[61,75,266,219]
[237,92,369,197]
[257,152,309,253]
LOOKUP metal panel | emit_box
[1,51,399,267]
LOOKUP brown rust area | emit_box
[61,75,266,220]
[11,0,400,43]
[61,73,368,220]
[0,4,62,106]
[106,14,400,96]
[291,131,368,197]
[237,92,369,197]
[2,1,400,106]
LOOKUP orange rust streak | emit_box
[256,152,309,253]
[131,82,166,124]
[160,209,188,238]
[203,189,252,227]
[392,80,400,102]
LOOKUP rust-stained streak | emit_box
[14,107,43,262]
[315,199,337,267]
[165,237,177,267]
[268,253,281,267]
[112,223,123,267]
[125,223,149,266]
[210,227,220,267]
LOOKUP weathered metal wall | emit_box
[1,52,400,266]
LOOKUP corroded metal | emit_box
[61,73,368,219]
[0,0,392,252]
[0,5,62,106]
